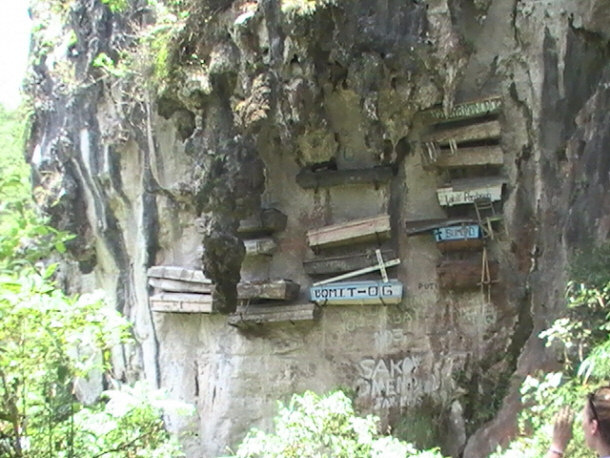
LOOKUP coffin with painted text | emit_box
[436,177,505,207]
[310,280,402,305]
[433,224,484,252]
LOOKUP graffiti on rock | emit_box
[374,328,409,352]
[355,355,437,409]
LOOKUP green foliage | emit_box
[101,0,128,13]
[0,106,28,192]
[68,382,188,457]
[0,279,124,456]
[0,108,74,271]
[66,29,78,47]
[227,390,443,458]
[493,242,610,457]
[88,0,186,94]
[490,374,591,458]
[0,107,71,272]
[0,107,187,457]
[144,23,177,82]
[92,52,127,79]
[140,0,188,84]
[570,243,610,289]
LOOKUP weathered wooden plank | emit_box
[448,176,507,191]
[405,218,478,235]
[296,166,393,189]
[147,266,211,284]
[303,249,396,275]
[436,177,505,207]
[148,277,214,294]
[237,279,300,301]
[432,146,504,168]
[306,214,391,249]
[310,280,403,305]
[243,237,277,256]
[149,293,214,313]
[238,208,288,235]
[423,120,501,145]
[227,303,319,326]
[437,259,499,289]
[313,259,400,286]
[419,96,502,124]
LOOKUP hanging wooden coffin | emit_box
[227,303,320,327]
[437,259,499,289]
[418,96,502,124]
[147,266,214,294]
[405,218,478,235]
[432,146,504,168]
[306,214,391,250]
[237,279,300,301]
[309,280,403,305]
[303,249,396,275]
[436,177,505,207]
[423,120,501,146]
[147,266,211,283]
[149,293,214,313]
[243,237,277,256]
[296,166,393,189]
[238,208,287,236]
[148,278,213,293]
[433,224,483,252]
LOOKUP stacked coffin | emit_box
[405,218,495,289]
[238,208,287,257]
[306,214,392,251]
[419,96,503,169]
[420,97,505,231]
[304,214,403,306]
[296,165,394,189]
[419,96,506,213]
[229,207,319,326]
[405,221,499,291]
[228,279,320,327]
[410,96,506,291]
[148,266,316,323]
[148,266,215,313]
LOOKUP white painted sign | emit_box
[436,183,503,207]
[309,280,402,305]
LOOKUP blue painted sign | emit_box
[433,224,480,242]
[310,280,403,305]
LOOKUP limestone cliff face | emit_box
[25,0,610,456]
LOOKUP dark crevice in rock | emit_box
[106,144,129,203]
[260,0,284,66]
[562,23,610,140]
[189,90,265,313]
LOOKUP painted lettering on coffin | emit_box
[436,183,503,207]
[310,280,402,305]
[434,224,480,242]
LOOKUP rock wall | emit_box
[24,0,610,456]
